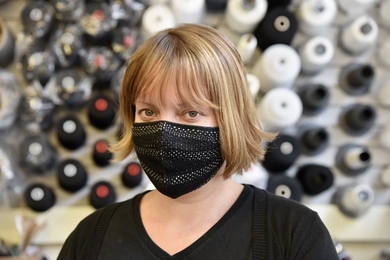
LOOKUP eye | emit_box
[187,111,199,118]
[141,109,154,116]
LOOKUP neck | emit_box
[141,173,244,225]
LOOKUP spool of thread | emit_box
[57,114,87,150]
[121,162,143,188]
[225,0,268,34]
[89,181,116,209]
[337,0,376,16]
[339,15,378,56]
[379,0,390,28]
[252,44,301,92]
[92,139,113,167]
[51,0,85,22]
[19,134,58,174]
[247,73,260,99]
[57,159,88,192]
[378,38,390,68]
[0,16,15,68]
[20,51,56,87]
[297,0,337,36]
[141,4,176,39]
[299,36,334,75]
[333,184,374,218]
[378,80,390,108]
[258,88,302,131]
[261,134,302,173]
[253,7,297,51]
[379,123,390,152]
[267,0,291,9]
[21,0,55,41]
[236,33,257,65]
[87,93,116,130]
[297,83,330,116]
[380,165,390,188]
[299,126,329,155]
[171,0,205,24]
[296,164,334,196]
[79,2,115,46]
[266,174,303,201]
[339,103,376,136]
[24,183,56,212]
[335,144,371,176]
[112,26,139,62]
[339,63,375,96]
[205,0,228,13]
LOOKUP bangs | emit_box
[130,32,219,111]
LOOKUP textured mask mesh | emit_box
[132,121,224,198]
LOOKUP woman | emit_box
[58,24,339,259]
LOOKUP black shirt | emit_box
[58,185,339,259]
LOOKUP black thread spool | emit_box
[57,114,87,150]
[261,134,302,173]
[267,0,291,10]
[339,103,376,136]
[205,0,228,12]
[50,0,85,22]
[296,164,334,196]
[253,7,297,51]
[79,2,114,46]
[57,159,88,192]
[335,144,371,176]
[50,24,84,69]
[112,26,139,62]
[24,183,56,212]
[19,134,58,174]
[92,139,112,167]
[80,46,122,89]
[55,69,92,109]
[297,84,330,116]
[89,181,116,209]
[267,174,303,201]
[0,16,15,68]
[20,0,55,41]
[122,162,143,188]
[18,86,55,131]
[339,63,374,96]
[87,93,116,130]
[20,50,56,87]
[299,126,329,156]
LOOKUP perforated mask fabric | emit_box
[132,121,224,198]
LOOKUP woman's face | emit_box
[134,82,218,127]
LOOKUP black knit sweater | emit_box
[58,185,339,259]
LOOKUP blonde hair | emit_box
[111,23,275,178]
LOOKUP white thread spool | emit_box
[252,44,301,92]
[340,15,378,55]
[380,165,390,188]
[225,0,268,34]
[379,123,390,152]
[378,38,390,68]
[171,0,205,24]
[141,4,176,39]
[337,0,377,16]
[299,36,334,75]
[258,88,303,131]
[236,33,257,65]
[297,0,337,36]
[343,147,371,170]
[379,0,390,28]
[247,73,260,99]
[148,0,169,5]
[338,184,375,218]
[378,80,390,108]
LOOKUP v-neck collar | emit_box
[133,185,251,260]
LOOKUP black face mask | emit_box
[132,121,224,199]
